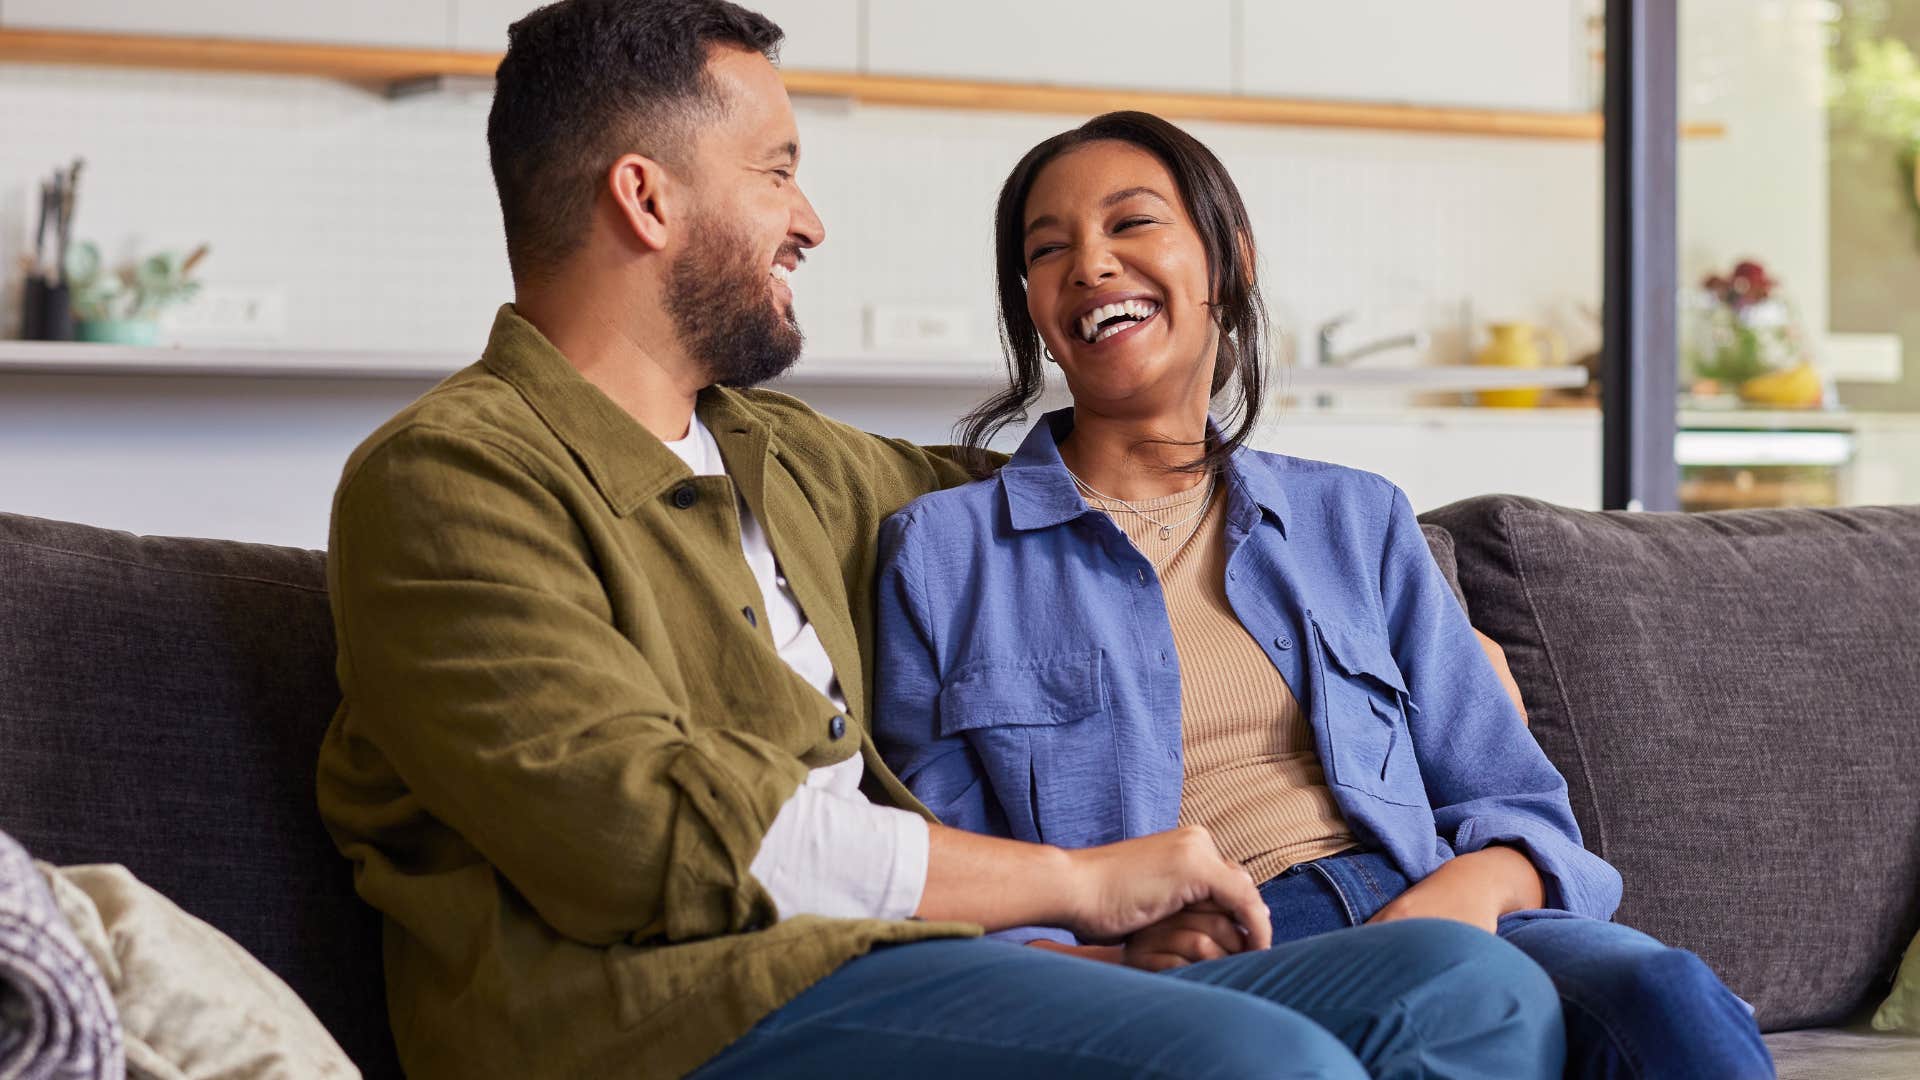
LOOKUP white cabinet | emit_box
[453,0,534,52]
[1,0,453,50]
[756,0,859,72]
[451,0,857,68]
[867,0,1236,94]
[1253,409,1602,512]
[1238,0,1586,111]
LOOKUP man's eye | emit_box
[772,169,794,183]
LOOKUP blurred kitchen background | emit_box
[0,0,1914,547]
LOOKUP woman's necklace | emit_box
[1066,467,1216,542]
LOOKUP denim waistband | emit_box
[1262,849,1414,934]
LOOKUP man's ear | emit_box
[607,152,674,252]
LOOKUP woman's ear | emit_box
[607,152,673,252]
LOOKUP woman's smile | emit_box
[1071,295,1163,347]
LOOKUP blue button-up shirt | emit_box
[873,409,1621,943]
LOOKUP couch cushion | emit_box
[0,513,398,1077]
[1765,1025,1920,1080]
[1420,496,1920,1032]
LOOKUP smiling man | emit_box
[315,2,1565,1078]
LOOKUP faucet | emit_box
[1316,313,1429,368]
[1306,313,1430,408]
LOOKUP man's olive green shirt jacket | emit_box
[317,307,983,1078]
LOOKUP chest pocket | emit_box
[937,650,1123,849]
[1307,615,1428,809]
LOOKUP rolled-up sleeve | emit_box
[329,424,809,947]
[1376,482,1623,921]
[748,757,930,922]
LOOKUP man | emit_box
[317,2,1564,1077]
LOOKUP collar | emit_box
[1000,407,1290,538]
[478,304,773,516]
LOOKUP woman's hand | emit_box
[1365,846,1545,934]
[1121,907,1251,972]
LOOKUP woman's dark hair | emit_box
[957,111,1270,477]
[487,0,783,285]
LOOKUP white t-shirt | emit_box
[662,416,928,923]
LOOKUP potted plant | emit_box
[66,242,209,346]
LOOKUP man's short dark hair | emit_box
[487,0,783,285]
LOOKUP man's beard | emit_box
[664,211,803,389]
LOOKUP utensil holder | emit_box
[20,277,75,341]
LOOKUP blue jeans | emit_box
[695,919,1564,1079]
[1264,850,1775,1080]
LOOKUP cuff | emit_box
[988,925,1081,947]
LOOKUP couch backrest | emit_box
[0,513,399,1078]
[1422,496,1920,1031]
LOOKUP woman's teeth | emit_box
[1078,299,1159,343]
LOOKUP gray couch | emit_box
[3,495,1918,1078]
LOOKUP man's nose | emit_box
[791,184,825,249]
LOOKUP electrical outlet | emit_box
[864,305,973,353]
[161,286,289,344]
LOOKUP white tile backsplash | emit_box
[1,62,1604,364]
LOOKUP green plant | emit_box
[65,242,209,322]
[1830,27,1920,245]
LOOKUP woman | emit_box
[873,111,1773,1079]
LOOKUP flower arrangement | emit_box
[1684,259,1805,386]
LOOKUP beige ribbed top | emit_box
[1086,474,1355,884]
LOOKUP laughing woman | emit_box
[873,111,1773,1080]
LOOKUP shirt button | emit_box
[1274,636,1292,651]
[828,715,847,740]
[671,484,698,510]
[1228,570,1237,581]
[1159,652,1169,663]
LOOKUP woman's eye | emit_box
[1027,244,1061,263]
[1115,217,1156,231]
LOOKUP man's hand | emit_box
[917,823,1268,952]
[1062,826,1272,950]
[1366,846,1545,934]
[1121,907,1250,972]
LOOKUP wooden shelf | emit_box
[0,27,1724,141]
[0,27,498,88]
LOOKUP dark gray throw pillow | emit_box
[1421,496,1920,1032]
[0,512,398,1077]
